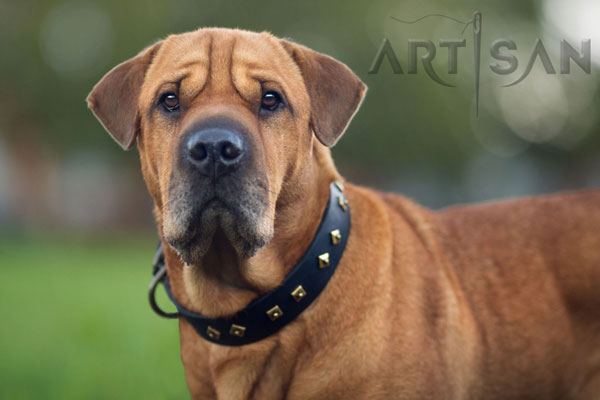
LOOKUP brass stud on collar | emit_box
[229,324,246,337]
[318,252,330,268]
[334,181,344,192]
[291,285,307,302]
[266,305,283,321]
[330,229,342,245]
[338,195,348,211]
[206,326,221,340]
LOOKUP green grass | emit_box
[0,234,189,399]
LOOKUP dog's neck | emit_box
[162,144,340,317]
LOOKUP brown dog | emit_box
[87,28,600,399]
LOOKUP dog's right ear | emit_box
[86,42,162,150]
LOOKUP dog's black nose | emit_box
[186,128,244,177]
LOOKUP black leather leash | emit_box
[148,181,350,346]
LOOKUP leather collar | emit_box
[149,181,350,346]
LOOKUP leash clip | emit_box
[149,242,180,319]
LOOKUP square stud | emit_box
[266,305,283,321]
[206,326,221,340]
[229,324,246,337]
[330,229,342,245]
[338,195,348,212]
[318,252,330,268]
[334,181,344,192]
[291,285,307,302]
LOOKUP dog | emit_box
[87,28,600,399]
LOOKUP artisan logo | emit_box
[369,12,591,115]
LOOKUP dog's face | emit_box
[88,28,365,264]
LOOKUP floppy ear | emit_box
[86,42,162,150]
[280,40,367,147]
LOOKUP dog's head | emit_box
[87,28,365,264]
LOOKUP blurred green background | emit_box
[1,0,599,398]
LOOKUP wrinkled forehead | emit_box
[140,29,306,108]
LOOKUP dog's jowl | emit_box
[88,28,600,400]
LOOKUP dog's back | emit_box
[378,190,600,399]
[435,191,600,399]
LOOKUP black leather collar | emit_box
[149,181,350,346]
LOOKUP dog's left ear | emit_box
[86,41,162,150]
[280,40,367,147]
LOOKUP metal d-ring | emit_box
[149,260,180,319]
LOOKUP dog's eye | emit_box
[160,93,179,112]
[261,91,281,111]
